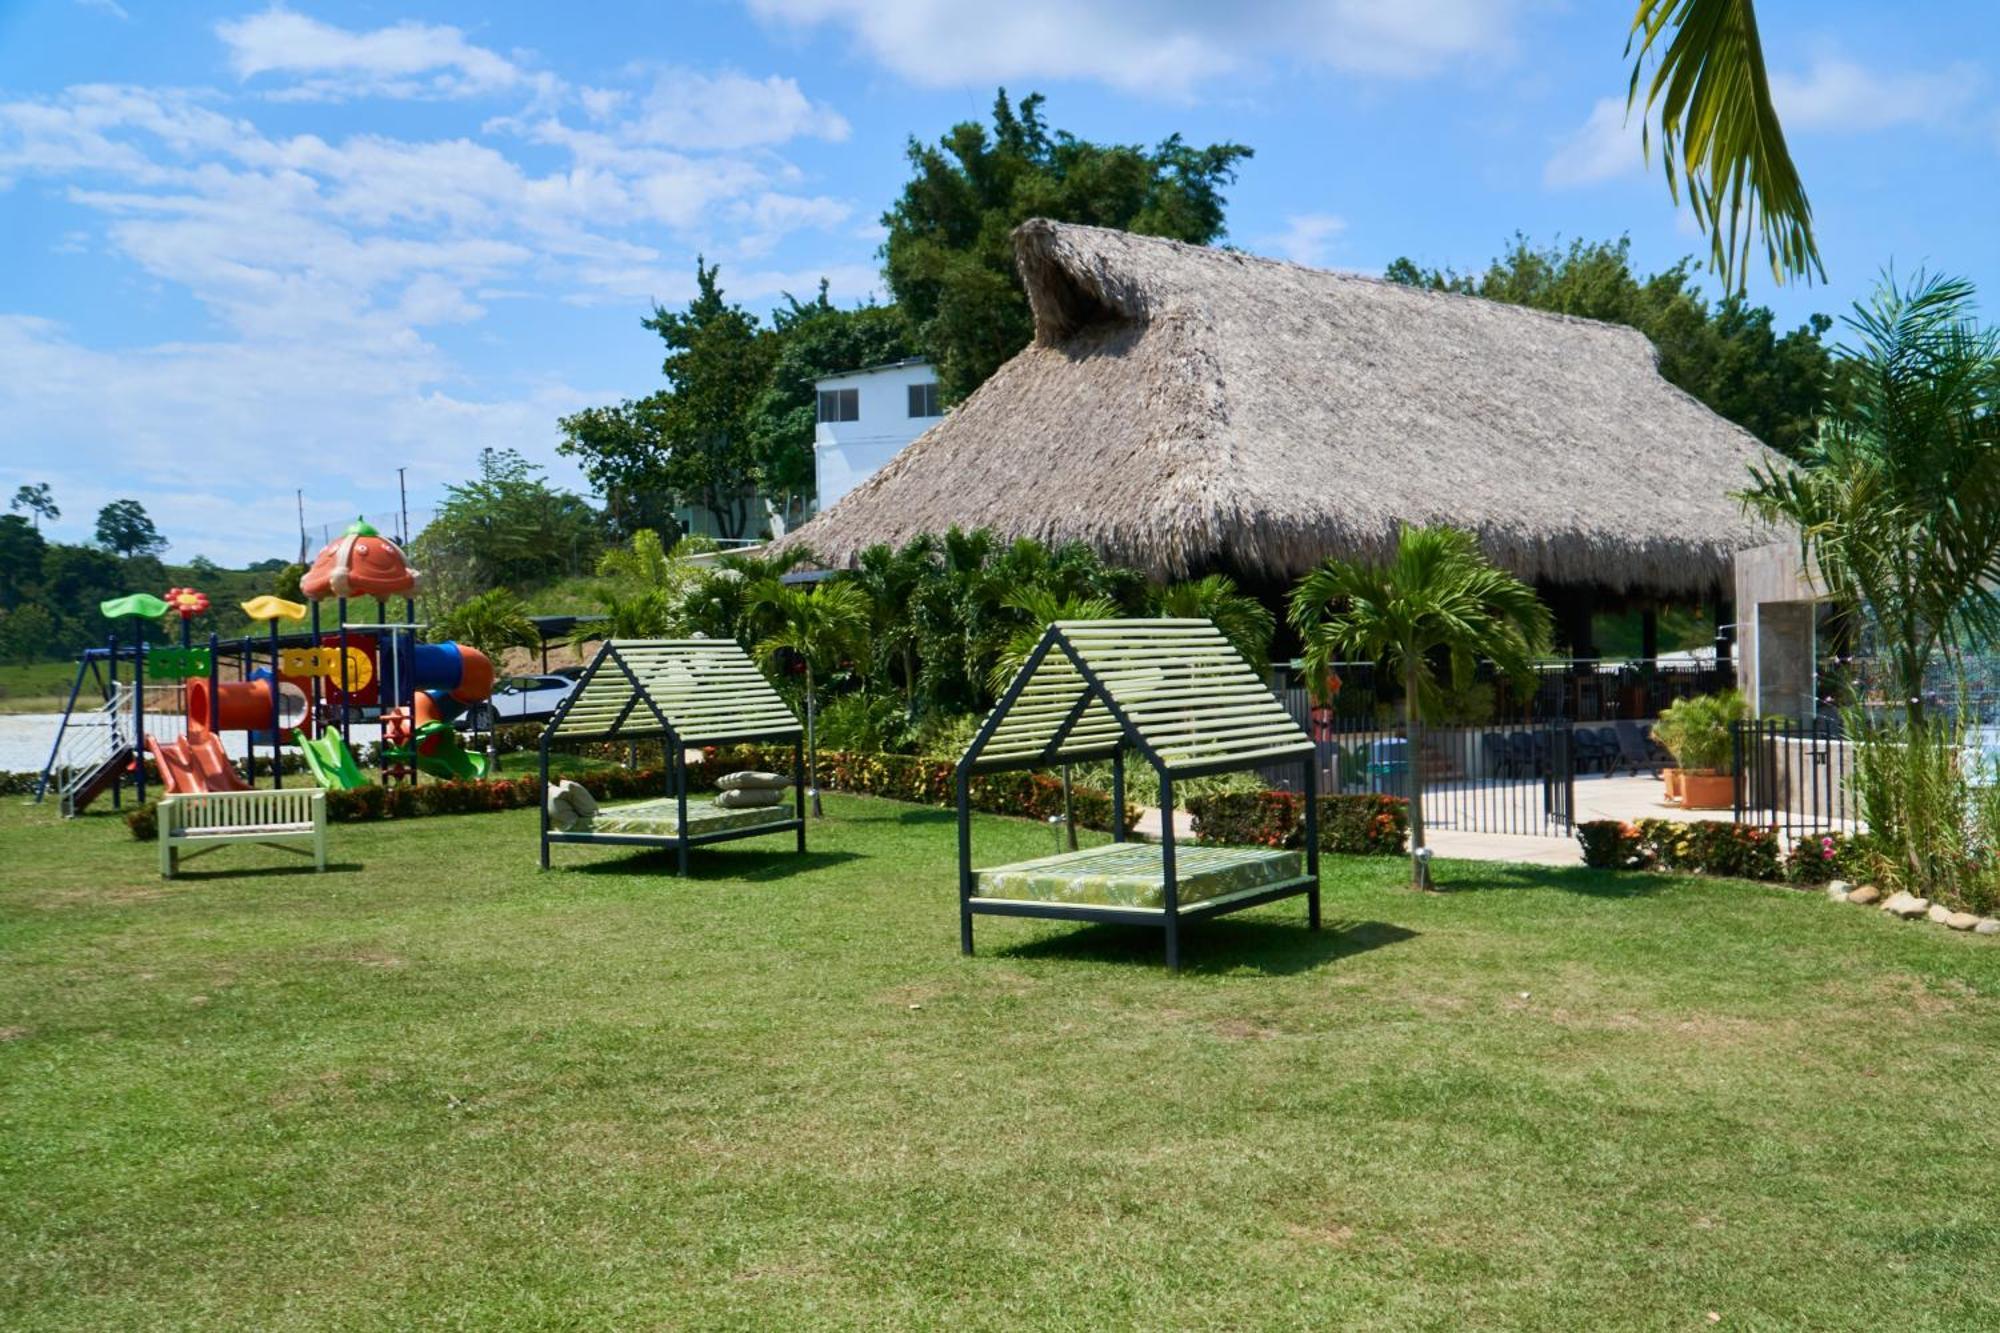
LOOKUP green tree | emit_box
[1739,271,2000,724]
[750,287,916,526]
[561,260,777,542]
[983,586,1121,698]
[846,537,936,710]
[410,448,603,603]
[1290,526,1552,889]
[433,588,538,662]
[269,562,307,603]
[0,515,47,609]
[1386,235,1843,457]
[748,580,871,817]
[584,529,719,643]
[0,602,57,664]
[10,483,58,531]
[1152,575,1276,674]
[1625,0,1816,289]
[883,90,1252,401]
[94,499,167,557]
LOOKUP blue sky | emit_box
[2,0,1995,565]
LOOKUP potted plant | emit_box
[1650,705,1686,802]
[1657,691,1747,809]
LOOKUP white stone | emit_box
[1881,891,1931,919]
[1828,879,1853,894]
[1976,919,2000,936]
[1928,903,1954,924]
[1945,911,1980,931]
[1826,886,1849,902]
[1847,884,1882,906]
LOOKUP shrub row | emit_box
[1184,791,1409,856]
[1576,818,1866,885]
[124,744,1139,841]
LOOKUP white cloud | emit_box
[1542,96,1641,189]
[1772,54,1982,132]
[0,42,877,561]
[747,0,1513,97]
[1261,212,1345,266]
[215,6,525,101]
[632,69,850,149]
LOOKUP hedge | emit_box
[1184,791,1408,856]
[1576,818,1866,885]
[125,744,1139,841]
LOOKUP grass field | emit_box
[4,793,1999,1329]
[0,660,80,714]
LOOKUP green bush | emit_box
[1653,690,1747,774]
[1184,791,1408,856]
[1576,821,1648,870]
[815,693,913,755]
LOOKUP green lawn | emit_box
[0,659,81,714]
[3,794,1999,1329]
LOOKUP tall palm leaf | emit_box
[1627,0,1820,290]
[983,587,1121,698]
[1152,575,1276,674]
[848,537,936,710]
[748,580,870,816]
[1740,271,2000,722]
[1289,525,1551,889]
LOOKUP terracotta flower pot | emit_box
[1663,768,1683,802]
[1680,772,1734,810]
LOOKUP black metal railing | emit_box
[1286,657,1733,727]
[1261,697,1581,836]
[1731,717,1856,840]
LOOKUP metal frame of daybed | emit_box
[955,619,1319,970]
[538,639,805,874]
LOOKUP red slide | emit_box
[148,732,252,795]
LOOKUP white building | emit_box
[813,358,944,511]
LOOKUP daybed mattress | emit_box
[578,797,792,838]
[971,843,1304,910]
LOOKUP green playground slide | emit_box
[411,721,488,782]
[293,729,370,790]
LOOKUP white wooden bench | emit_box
[159,788,328,878]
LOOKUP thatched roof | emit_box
[781,219,1780,593]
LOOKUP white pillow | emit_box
[714,786,787,809]
[563,780,600,817]
[546,784,578,832]
[717,770,792,791]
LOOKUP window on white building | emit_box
[907,382,942,418]
[817,388,859,423]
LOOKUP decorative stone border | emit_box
[1827,880,2000,934]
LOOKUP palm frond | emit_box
[1627,0,1821,289]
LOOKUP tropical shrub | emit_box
[1653,690,1747,773]
[1185,791,1408,857]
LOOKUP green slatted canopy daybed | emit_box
[538,639,805,873]
[955,619,1319,970]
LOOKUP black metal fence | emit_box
[1260,692,1582,836]
[1731,717,1857,841]
[1291,657,1733,727]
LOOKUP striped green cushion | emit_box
[973,843,1302,909]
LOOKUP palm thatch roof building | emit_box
[781,220,1778,615]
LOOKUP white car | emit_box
[465,673,578,727]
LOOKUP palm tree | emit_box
[848,537,935,710]
[983,587,1121,698]
[1739,271,2000,723]
[1289,526,1551,890]
[749,580,870,817]
[433,588,537,661]
[1625,0,1818,290]
[1152,575,1276,674]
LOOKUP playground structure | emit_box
[37,519,496,813]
